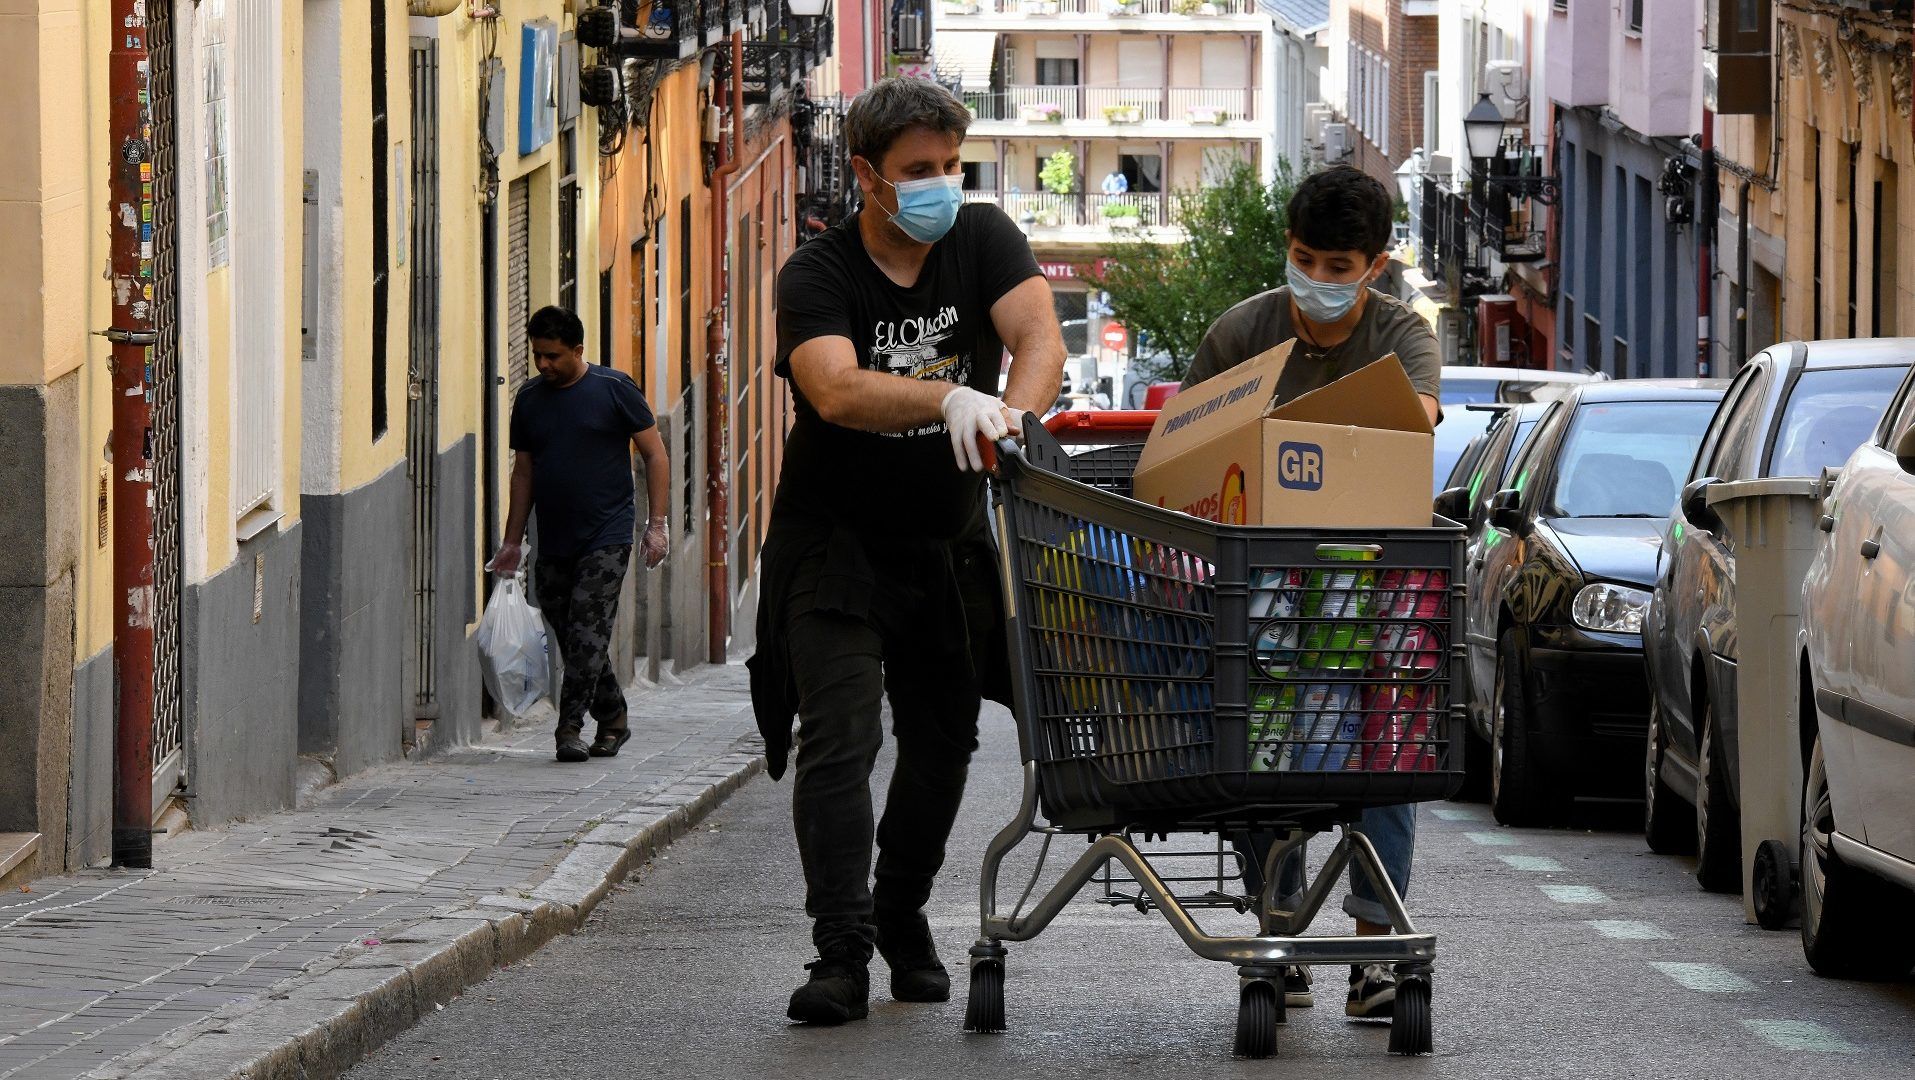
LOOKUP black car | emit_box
[1466,380,1727,825]
[1436,402,1554,519]
[1643,340,1913,888]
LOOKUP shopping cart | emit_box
[966,412,1465,1058]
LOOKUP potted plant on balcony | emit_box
[1020,101,1065,123]
[1186,104,1227,125]
[1101,202,1143,229]
[1023,0,1059,13]
[1107,0,1141,15]
[1103,103,1144,124]
[1040,150,1076,196]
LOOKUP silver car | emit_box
[1799,361,1915,977]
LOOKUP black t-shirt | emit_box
[773,203,1041,539]
[509,366,656,558]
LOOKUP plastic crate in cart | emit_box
[996,435,1466,833]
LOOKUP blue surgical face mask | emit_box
[1287,256,1366,324]
[877,172,964,244]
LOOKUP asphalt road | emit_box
[350,702,1915,1079]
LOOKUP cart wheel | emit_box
[963,958,1006,1034]
[1752,839,1797,931]
[1233,981,1279,1059]
[1388,975,1433,1056]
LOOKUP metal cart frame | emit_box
[963,421,1462,1058]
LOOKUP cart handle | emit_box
[1042,410,1159,445]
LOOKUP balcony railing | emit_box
[965,190,1187,231]
[943,0,1258,15]
[964,85,1258,123]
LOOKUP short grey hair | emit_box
[845,78,971,167]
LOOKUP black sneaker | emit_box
[1283,965,1314,1008]
[787,957,870,1025]
[555,731,590,763]
[875,911,950,1003]
[1345,964,1396,1019]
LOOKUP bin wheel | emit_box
[1752,838,1797,931]
[1388,975,1433,1056]
[963,958,1006,1034]
[1233,980,1279,1059]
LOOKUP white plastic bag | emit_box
[476,574,553,718]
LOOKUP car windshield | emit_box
[1767,365,1910,477]
[1442,379,1501,406]
[1433,408,1498,493]
[1547,401,1719,519]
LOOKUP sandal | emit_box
[588,728,632,757]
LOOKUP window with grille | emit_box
[1626,0,1643,32]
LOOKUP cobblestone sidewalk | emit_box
[0,664,761,1080]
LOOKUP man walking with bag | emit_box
[750,77,1065,1026]
[489,306,671,763]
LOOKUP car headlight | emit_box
[1573,582,1652,634]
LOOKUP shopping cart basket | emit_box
[967,417,1465,1058]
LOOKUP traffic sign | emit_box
[1100,322,1127,352]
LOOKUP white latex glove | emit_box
[640,517,669,569]
[486,541,525,577]
[940,386,1018,472]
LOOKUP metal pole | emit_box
[108,0,157,869]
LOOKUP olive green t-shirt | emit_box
[1180,286,1443,405]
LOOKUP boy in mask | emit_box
[752,77,1066,1026]
[1180,165,1440,1020]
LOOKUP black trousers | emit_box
[784,549,985,961]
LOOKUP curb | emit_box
[88,748,764,1080]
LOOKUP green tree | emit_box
[1089,161,1299,383]
[1040,150,1077,195]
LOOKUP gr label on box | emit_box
[1278,442,1324,490]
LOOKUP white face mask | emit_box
[1287,256,1367,323]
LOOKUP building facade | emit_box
[1710,0,1915,375]
[1265,0,1330,174]
[1324,0,1437,187]
[0,0,840,887]
[934,0,1276,390]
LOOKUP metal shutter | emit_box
[507,176,532,395]
[149,0,185,808]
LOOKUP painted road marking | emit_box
[1650,962,1756,992]
[1537,884,1608,904]
[1586,920,1672,941]
[1498,855,1566,872]
[1742,1020,1859,1053]
[1464,831,1520,847]
[1430,806,1478,822]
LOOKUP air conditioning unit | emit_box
[1303,102,1332,141]
[1484,60,1527,120]
[1322,122,1349,163]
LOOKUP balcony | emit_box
[618,0,701,60]
[938,0,1263,31]
[963,85,1260,137]
[964,190,1188,244]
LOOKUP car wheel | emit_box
[1799,733,1915,979]
[1491,628,1555,827]
[1694,700,1742,893]
[1644,700,1696,856]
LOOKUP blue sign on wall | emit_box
[520,20,557,156]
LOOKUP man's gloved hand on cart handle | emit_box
[941,386,1022,473]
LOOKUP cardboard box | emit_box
[1132,340,1434,528]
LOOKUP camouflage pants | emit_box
[534,544,632,739]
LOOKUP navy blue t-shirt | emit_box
[509,366,656,558]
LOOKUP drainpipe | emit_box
[106,0,156,869]
[1697,108,1715,378]
[705,31,744,663]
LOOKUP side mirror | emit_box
[1896,422,1915,474]
[1682,476,1723,533]
[1488,489,1527,535]
[1433,485,1471,523]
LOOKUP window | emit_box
[1549,401,1720,519]
[1878,161,1899,336]
[1693,362,1761,481]
[1035,57,1077,86]
[962,161,999,191]
[1812,128,1824,340]
[1422,70,1440,154]
[1626,0,1644,32]
[1634,176,1651,378]
[1119,153,1162,193]
[1713,368,1773,481]
[1846,143,1859,337]
[1769,366,1911,477]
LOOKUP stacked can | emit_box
[1358,568,1449,771]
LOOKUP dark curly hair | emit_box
[527,305,585,348]
[1286,166,1395,258]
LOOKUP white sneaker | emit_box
[1283,965,1314,1008]
[1345,964,1396,1018]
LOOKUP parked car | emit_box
[1433,367,1598,495]
[1644,341,1913,889]
[1465,380,1727,825]
[1797,363,1915,977]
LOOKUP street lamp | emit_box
[788,0,830,14]
[1463,93,1506,165]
